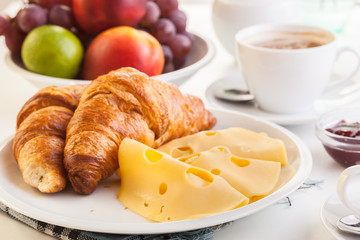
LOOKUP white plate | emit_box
[205,70,360,126]
[321,194,359,240]
[5,32,215,89]
[0,108,312,234]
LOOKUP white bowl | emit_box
[5,32,215,89]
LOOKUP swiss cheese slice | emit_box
[117,138,249,222]
[158,127,287,166]
[179,147,281,202]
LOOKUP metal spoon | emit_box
[214,87,255,102]
[337,215,360,235]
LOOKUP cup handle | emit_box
[327,46,360,89]
[337,165,360,214]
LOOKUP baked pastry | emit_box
[13,85,87,193]
[65,67,216,195]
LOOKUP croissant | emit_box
[65,67,216,194]
[13,85,87,193]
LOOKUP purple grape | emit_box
[161,44,173,65]
[151,18,176,43]
[29,0,57,8]
[48,4,75,29]
[16,4,47,33]
[29,0,72,9]
[71,27,94,50]
[173,56,186,69]
[140,1,161,28]
[169,9,186,33]
[4,23,26,53]
[167,33,192,58]
[163,62,175,73]
[183,31,195,44]
[156,0,178,17]
[0,14,10,36]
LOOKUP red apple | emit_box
[73,0,146,35]
[82,26,164,80]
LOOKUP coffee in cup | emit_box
[235,24,360,114]
[243,31,330,50]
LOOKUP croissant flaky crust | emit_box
[13,85,86,193]
[65,67,216,195]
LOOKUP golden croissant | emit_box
[64,67,216,195]
[13,85,86,193]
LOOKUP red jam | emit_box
[326,120,360,138]
[324,120,360,167]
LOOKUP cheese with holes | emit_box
[158,127,287,166]
[117,138,249,222]
[179,147,281,202]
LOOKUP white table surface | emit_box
[1,0,360,239]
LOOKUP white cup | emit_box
[235,24,360,114]
[337,165,360,215]
[211,0,302,57]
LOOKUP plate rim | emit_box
[0,108,312,234]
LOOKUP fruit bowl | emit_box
[5,32,214,88]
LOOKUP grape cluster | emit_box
[139,0,193,73]
[0,0,75,53]
[0,0,193,75]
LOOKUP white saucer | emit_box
[205,69,360,125]
[321,194,359,240]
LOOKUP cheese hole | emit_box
[186,167,214,187]
[205,131,216,136]
[160,205,165,213]
[211,169,221,175]
[231,157,250,167]
[159,182,167,195]
[144,202,149,207]
[216,147,231,153]
[145,149,163,163]
[216,147,225,152]
[172,146,194,158]
[178,153,200,164]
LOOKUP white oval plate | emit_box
[5,32,215,88]
[0,108,312,234]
